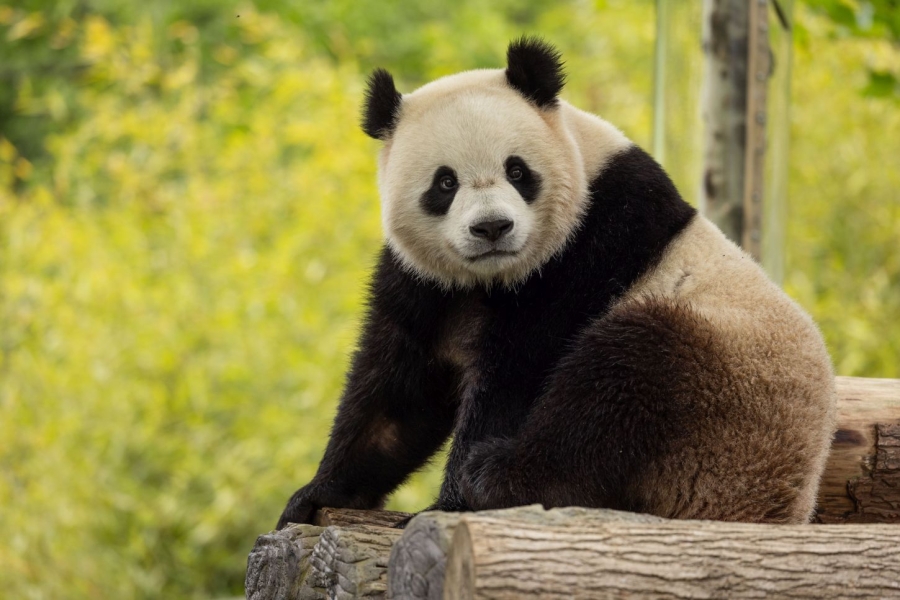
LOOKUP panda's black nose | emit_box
[470,219,514,242]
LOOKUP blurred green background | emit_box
[1,0,898,597]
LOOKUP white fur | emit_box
[375,69,631,288]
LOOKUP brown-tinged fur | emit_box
[623,217,837,521]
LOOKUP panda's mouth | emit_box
[467,249,518,262]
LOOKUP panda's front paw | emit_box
[460,438,524,510]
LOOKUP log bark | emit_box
[388,505,663,600]
[444,511,900,599]
[818,376,900,523]
[388,510,466,600]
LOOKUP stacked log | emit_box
[246,376,900,599]
[816,377,900,523]
[388,506,663,600]
[245,509,409,600]
[441,512,900,599]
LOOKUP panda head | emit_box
[363,38,589,288]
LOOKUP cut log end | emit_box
[244,509,408,600]
[245,524,324,600]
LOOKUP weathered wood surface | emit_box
[388,506,663,600]
[314,507,412,529]
[444,511,900,599]
[818,376,900,523]
[246,523,325,600]
[245,509,409,600]
[389,510,464,600]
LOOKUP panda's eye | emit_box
[504,156,541,204]
[439,175,457,191]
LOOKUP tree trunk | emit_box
[444,511,900,599]
[701,0,771,260]
[701,0,750,245]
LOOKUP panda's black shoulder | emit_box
[526,144,696,311]
[581,144,696,277]
[364,245,456,341]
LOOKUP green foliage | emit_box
[800,0,900,99]
[1,11,381,598]
[803,0,900,40]
[0,1,897,598]
[786,6,900,376]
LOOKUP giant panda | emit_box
[276,38,836,529]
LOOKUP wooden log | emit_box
[444,512,900,599]
[388,510,466,600]
[388,505,663,600]
[818,376,900,523]
[314,507,412,529]
[308,524,403,599]
[245,523,325,600]
[245,509,409,600]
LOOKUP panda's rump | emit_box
[573,294,827,523]
[595,218,836,522]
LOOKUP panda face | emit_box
[377,70,588,288]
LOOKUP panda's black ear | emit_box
[505,37,566,109]
[361,68,403,140]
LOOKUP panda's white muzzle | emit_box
[447,186,533,263]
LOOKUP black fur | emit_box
[276,146,697,527]
[362,68,403,140]
[458,298,712,512]
[505,37,566,109]
[276,248,459,529]
[505,155,541,204]
[421,166,459,216]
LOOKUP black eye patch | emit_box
[505,156,541,204]
[420,166,458,216]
